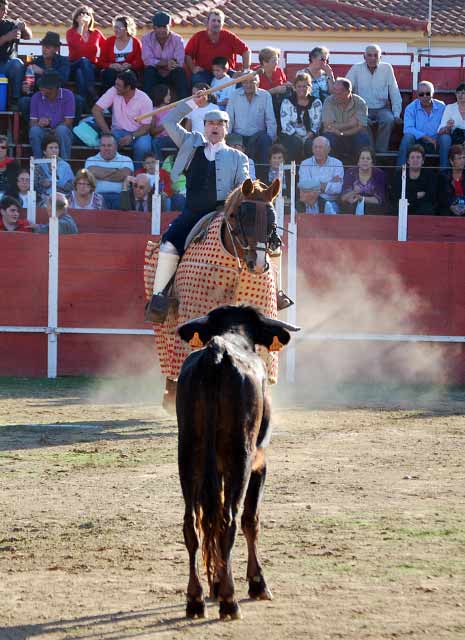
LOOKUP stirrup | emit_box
[277,290,294,311]
[144,293,177,323]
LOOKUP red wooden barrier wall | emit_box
[2,214,465,382]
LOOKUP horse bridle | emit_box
[226,200,278,271]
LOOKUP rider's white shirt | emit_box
[204,140,227,161]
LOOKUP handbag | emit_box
[73,117,100,147]
[451,128,465,145]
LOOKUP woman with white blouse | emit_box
[438,83,465,171]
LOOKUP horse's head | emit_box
[224,178,281,274]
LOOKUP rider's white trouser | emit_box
[153,242,180,294]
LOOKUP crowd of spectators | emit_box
[1,1,465,231]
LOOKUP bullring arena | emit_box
[2,0,465,637]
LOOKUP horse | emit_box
[176,304,299,619]
[144,178,282,412]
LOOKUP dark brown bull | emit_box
[176,304,299,620]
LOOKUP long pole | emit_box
[134,69,261,122]
[47,155,59,378]
[286,161,297,383]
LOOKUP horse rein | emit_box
[227,200,271,272]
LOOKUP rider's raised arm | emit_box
[164,102,198,149]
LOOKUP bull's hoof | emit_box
[186,597,206,619]
[219,600,242,620]
[248,576,273,600]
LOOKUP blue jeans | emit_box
[111,128,152,167]
[242,131,273,164]
[101,192,121,210]
[29,124,73,159]
[70,58,97,104]
[397,134,437,167]
[152,135,175,160]
[191,70,213,86]
[439,133,452,172]
[0,58,24,100]
[323,130,371,163]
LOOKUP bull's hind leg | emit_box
[183,507,206,618]
[217,500,242,621]
[241,460,273,600]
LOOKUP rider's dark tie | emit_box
[137,199,145,212]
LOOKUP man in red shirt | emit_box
[185,9,250,85]
[0,195,31,231]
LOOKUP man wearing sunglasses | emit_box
[397,81,445,166]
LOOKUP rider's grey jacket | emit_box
[164,102,249,200]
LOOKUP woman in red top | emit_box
[66,6,105,107]
[438,144,465,216]
[98,15,143,92]
[257,47,292,96]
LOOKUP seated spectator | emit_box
[120,173,153,212]
[141,11,187,100]
[226,74,277,167]
[437,84,465,171]
[298,136,343,214]
[279,72,322,161]
[211,56,236,108]
[257,47,291,96]
[437,145,465,216]
[298,47,335,103]
[346,44,402,153]
[85,133,134,209]
[397,81,445,166]
[185,9,250,85]
[0,195,31,231]
[150,84,174,160]
[0,1,32,110]
[266,144,288,198]
[98,15,143,92]
[68,168,104,209]
[341,147,386,215]
[19,31,74,122]
[30,192,78,234]
[91,70,152,166]
[322,78,370,163]
[35,134,74,206]
[66,6,106,109]
[226,133,256,179]
[393,145,437,215]
[29,70,75,160]
[8,169,30,208]
[185,83,217,135]
[0,134,19,198]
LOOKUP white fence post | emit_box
[275,161,285,237]
[27,156,37,223]
[47,156,59,378]
[397,164,408,242]
[286,160,298,383]
[151,159,161,235]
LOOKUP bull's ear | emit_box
[177,315,212,349]
[242,178,255,196]
[263,178,281,203]
[253,316,300,352]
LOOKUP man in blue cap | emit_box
[141,11,188,99]
[147,99,250,320]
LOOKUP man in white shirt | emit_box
[298,136,343,214]
[85,133,134,209]
[347,44,402,152]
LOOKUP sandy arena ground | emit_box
[0,376,464,640]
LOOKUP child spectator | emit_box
[267,144,288,197]
[0,134,19,199]
[211,56,235,108]
[185,83,217,135]
[226,133,256,179]
[161,153,186,211]
[68,168,104,209]
[150,84,174,160]
[0,196,31,231]
[30,192,78,234]
[35,135,74,206]
[136,152,186,211]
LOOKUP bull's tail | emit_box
[197,338,226,590]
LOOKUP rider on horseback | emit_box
[147,95,292,323]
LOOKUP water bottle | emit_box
[24,58,35,94]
